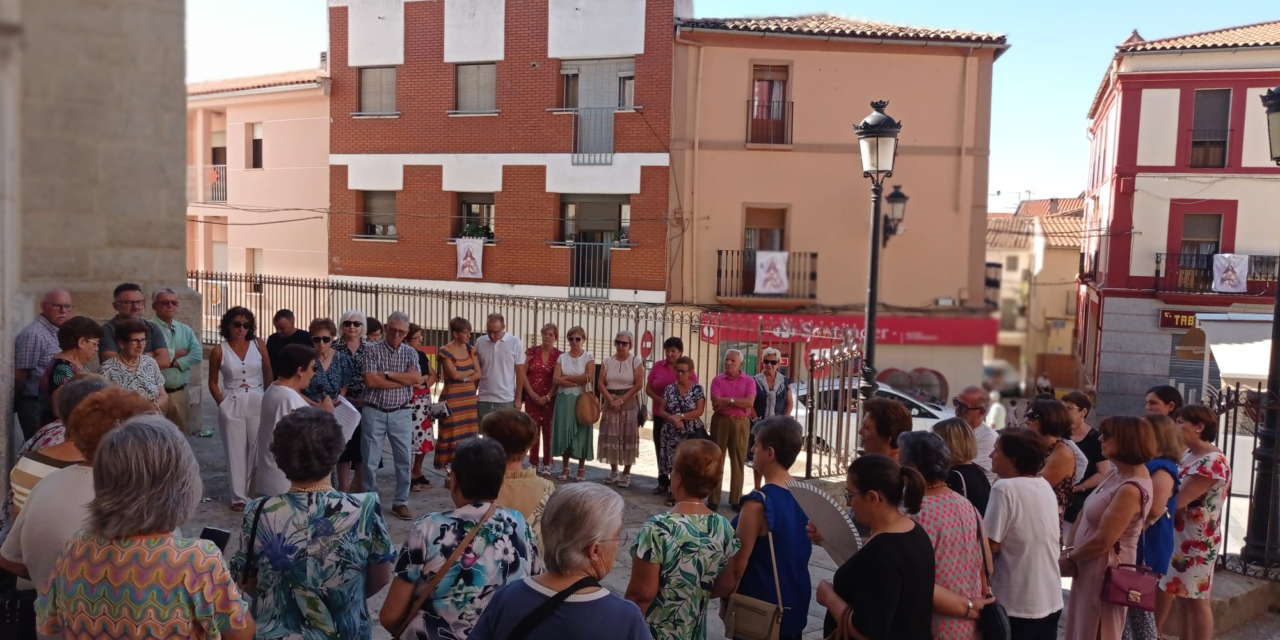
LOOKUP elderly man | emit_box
[99,283,169,369]
[474,312,527,423]
[709,349,757,511]
[361,311,424,521]
[266,309,312,381]
[149,288,204,435]
[13,289,73,438]
[954,385,998,483]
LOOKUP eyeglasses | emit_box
[1024,411,1042,421]
[385,328,408,336]
[952,398,985,413]
[231,321,252,329]
[568,336,583,343]
[608,529,632,548]
[125,338,147,346]
[156,300,179,306]
[615,340,630,347]
[312,336,332,344]
[49,303,73,311]
[676,368,691,375]
[762,360,779,366]
[85,339,100,347]
[118,300,145,308]
[342,321,363,328]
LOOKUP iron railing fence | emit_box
[1210,384,1280,581]
[746,100,793,145]
[716,250,817,300]
[571,106,615,165]
[1155,253,1280,296]
[568,242,611,300]
[1188,128,1230,168]
[187,165,227,203]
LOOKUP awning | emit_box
[1197,314,1274,382]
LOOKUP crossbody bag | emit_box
[392,502,498,639]
[724,493,784,640]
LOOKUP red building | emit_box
[326,0,674,302]
[1079,22,1280,416]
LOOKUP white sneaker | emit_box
[539,465,552,478]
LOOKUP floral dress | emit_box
[231,490,396,639]
[303,351,355,402]
[100,355,165,402]
[659,384,705,478]
[632,511,740,640]
[911,492,984,640]
[522,346,561,466]
[410,351,435,454]
[393,502,542,640]
[1159,450,1231,600]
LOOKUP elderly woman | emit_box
[232,407,394,639]
[598,330,644,488]
[406,323,440,490]
[748,347,793,490]
[36,415,254,640]
[860,397,912,458]
[36,316,103,425]
[381,438,542,639]
[897,430,990,640]
[986,428,1063,640]
[303,317,355,404]
[1025,397,1077,520]
[522,323,562,476]
[335,309,370,492]
[933,417,992,513]
[1062,416,1155,640]
[1155,406,1231,640]
[469,484,648,640]
[646,337,696,495]
[551,326,596,482]
[654,356,706,506]
[100,318,167,409]
[257,344,324,497]
[626,439,739,640]
[210,306,271,511]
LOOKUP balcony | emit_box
[746,100,793,146]
[569,241,611,299]
[716,250,817,307]
[1188,129,1230,168]
[187,165,227,203]
[984,262,1002,311]
[570,106,615,166]
[1155,253,1279,296]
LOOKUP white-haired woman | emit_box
[334,309,369,492]
[598,330,645,487]
[36,415,255,640]
[469,483,649,640]
[749,347,793,489]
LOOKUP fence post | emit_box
[806,350,816,480]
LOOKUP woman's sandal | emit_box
[652,486,668,495]
[230,502,245,512]
[558,469,571,482]
[664,496,676,507]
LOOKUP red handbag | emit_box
[1100,481,1157,612]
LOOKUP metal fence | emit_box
[187,164,227,203]
[571,107,614,165]
[569,242,611,300]
[803,347,864,479]
[1211,384,1280,580]
[746,100,793,145]
[1155,253,1280,296]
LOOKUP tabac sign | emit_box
[1159,309,1198,330]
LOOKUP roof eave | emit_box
[188,81,324,101]
[676,25,1010,58]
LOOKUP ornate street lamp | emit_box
[853,101,903,371]
[1262,85,1280,166]
[883,185,909,246]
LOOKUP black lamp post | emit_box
[853,101,903,372]
[1243,86,1280,565]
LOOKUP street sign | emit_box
[1159,309,1198,329]
[640,330,654,359]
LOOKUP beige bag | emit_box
[724,496,784,640]
[575,380,601,425]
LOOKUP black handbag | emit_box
[974,510,1011,640]
[0,585,36,640]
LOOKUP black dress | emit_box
[824,523,935,640]
[946,461,993,514]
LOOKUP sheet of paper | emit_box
[334,396,361,443]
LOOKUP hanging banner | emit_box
[754,251,790,295]
[456,238,484,279]
[1212,253,1248,293]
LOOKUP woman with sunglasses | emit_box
[599,330,645,487]
[551,326,596,482]
[1024,398,1077,522]
[208,306,271,511]
[749,348,793,490]
[302,318,355,406]
[334,310,370,492]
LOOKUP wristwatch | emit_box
[965,598,973,619]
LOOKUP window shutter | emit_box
[478,64,496,110]
[365,191,397,226]
[252,123,263,140]
[457,65,477,111]
[381,68,396,112]
[360,68,382,112]
[1193,89,1231,131]
[753,65,789,81]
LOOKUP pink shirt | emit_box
[711,371,755,417]
[647,360,697,408]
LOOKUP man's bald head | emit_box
[40,289,73,326]
[956,385,990,429]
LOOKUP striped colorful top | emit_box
[9,450,77,511]
[434,344,480,469]
[37,532,250,640]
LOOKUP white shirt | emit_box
[256,383,309,496]
[985,476,1064,619]
[971,423,998,484]
[1065,438,1088,483]
[1,465,94,591]
[557,351,594,396]
[475,332,527,403]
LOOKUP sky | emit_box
[186,0,1277,212]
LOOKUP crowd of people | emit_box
[3,283,1237,640]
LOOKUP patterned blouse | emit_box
[0,421,66,546]
[39,358,83,422]
[911,492,984,640]
[38,532,250,639]
[231,491,396,639]
[100,355,165,402]
[303,351,357,402]
[334,339,369,401]
[393,502,543,640]
[523,346,562,398]
[633,511,740,640]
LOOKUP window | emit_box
[560,195,630,243]
[249,123,263,169]
[247,248,264,292]
[459,193,495,238]
[1190,89,1231,168]
[363,191,397,237]
[211,241,228,272]
[618,74,634,108]
[359,67,397,114]
[749,65,790,144]
[1005,255,1019,272]
[1180,213,1222,255]
[564,73,578,109]
[619,203,631,243]
[455,63,496,112]
[1000,299,1019,331]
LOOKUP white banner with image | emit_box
[754,251,790,295]
[1212,253,1248,293]
[457,238,484,279]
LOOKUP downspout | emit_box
[675,31,704,304]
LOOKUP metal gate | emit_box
[803,347,863,479]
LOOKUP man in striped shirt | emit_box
[361,311,424,521]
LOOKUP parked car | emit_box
[791,379,955,433]
[983,359,1024,398]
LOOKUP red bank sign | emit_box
[699,312,998,347]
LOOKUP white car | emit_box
[791,380,955,433]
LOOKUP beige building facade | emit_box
[668,16,1005,395]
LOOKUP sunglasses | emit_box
[763,360,779,366]
[568,336,583,343]
[312,335,332,344]
[1098,430,1110,442]
[385,328,408,336]
[1024,411,1042,421]
[676,368,691,374]
[952,398,984,413]
[342,321,363,328]
[615,340,630,346]
[231,321,252,329]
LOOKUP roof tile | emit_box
[677,14,1006,46]
[188,68,327,97]
[1039,214,1084,249]
[1014,197,1085,218]
[1118,20,1280,52]
[987,215,1034,249]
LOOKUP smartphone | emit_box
[200,527,231,552]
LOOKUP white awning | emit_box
[1197,314,1273,383]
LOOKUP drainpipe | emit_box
[675,31,704,305]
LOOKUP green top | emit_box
[149,317,202,389]
[632,511,741,640]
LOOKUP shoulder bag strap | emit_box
[393,502,499,640]
[974,506,994,596]
[1111,481,1150,559]
[952,468,968,497]
[740,491,785,607]
[240,498,268,586]
[506,576,601,640]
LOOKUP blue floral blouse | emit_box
[230,491,395,640]
[303,351,356,402]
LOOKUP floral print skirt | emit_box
[598,392,639,466]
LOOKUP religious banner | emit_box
[456,238,484,279]
[754,251,790,295]
[1212,253,1248,293]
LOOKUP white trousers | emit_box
[218,387,262,505]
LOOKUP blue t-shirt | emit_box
[469,577,651,640]
[1139,457,1181,574]
[731,484,813,637]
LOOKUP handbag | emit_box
[575,380,601,425]
[724,494,783,640]
[1101,482,1157,612]
[974,509,1011,640]
[392,502,498,639]
[637,402,650,426]
[0,583,36,640]
[505,576,600,640]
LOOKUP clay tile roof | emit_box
[987,215,1034,249]
[676,14,1006,46]
[1039,214,1084,249]
[1013,197,1086,218]
[188,68,327,97]
[1117,20,1280,52]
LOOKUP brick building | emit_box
[327,0,675,303]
